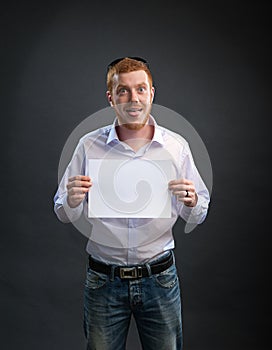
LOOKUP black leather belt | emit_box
[88,253,174,279]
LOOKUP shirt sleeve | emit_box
[176,142,210,224]
[53,140,86,223]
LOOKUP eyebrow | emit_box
[116,82,148,89]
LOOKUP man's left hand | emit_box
[168,178,198,207]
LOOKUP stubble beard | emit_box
[117,103,152,130]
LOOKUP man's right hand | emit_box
[66,175,92,208]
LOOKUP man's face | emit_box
[107,70,155,130]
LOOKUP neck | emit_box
[116,123,154,152]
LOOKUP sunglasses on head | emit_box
[107,56,149,71]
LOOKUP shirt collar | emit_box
[106,115,165,146]
[106,118,119,145]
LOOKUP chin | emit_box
[121,113,150,130]
[123,123,146,130]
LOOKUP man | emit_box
[54,57,210,350]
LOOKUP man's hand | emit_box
[66,175,92,208]
[168,178,198,207]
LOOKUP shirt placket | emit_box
[127,218,136,265]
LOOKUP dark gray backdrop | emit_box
[1,1,270,349]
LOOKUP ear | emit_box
[150,86,155,103]
[106,91,114,106]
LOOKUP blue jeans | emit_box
[83,251,183,350]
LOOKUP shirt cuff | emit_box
[62,195,83,222]
[180,196,209,224]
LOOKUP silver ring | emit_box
[185,190,189,197]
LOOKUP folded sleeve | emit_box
[176,142,210,224]
[53,140,86,223]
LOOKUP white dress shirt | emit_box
[54,116,210,265]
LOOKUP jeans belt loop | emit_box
[137,266,143,278]
[110,265,116,282]
[144,262,152,277]
[170,250,175,264]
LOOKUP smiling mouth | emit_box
[126,108,143,116]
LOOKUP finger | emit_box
[168,179,193,189]
[180,193,198,207]
[168,178,193,185]
[67,180,92,190]
[68,175,91,182]
[70,193,86,201]
[183,197,195,206]
[183,197,193,205]
[170,185,195,195]
[170,184,187,192]
[174,190,189,198]
[70,180,92,188]
[172,189,187,196]
[67,186,90,195]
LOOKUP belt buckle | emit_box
[120,267,138,279]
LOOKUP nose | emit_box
[130,89,139,103]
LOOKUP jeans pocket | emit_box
[154,264,178,289]
[85,267,108,290]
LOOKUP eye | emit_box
[138,86,146,93]
[118,88,128,95]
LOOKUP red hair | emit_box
[107,57,153,94]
